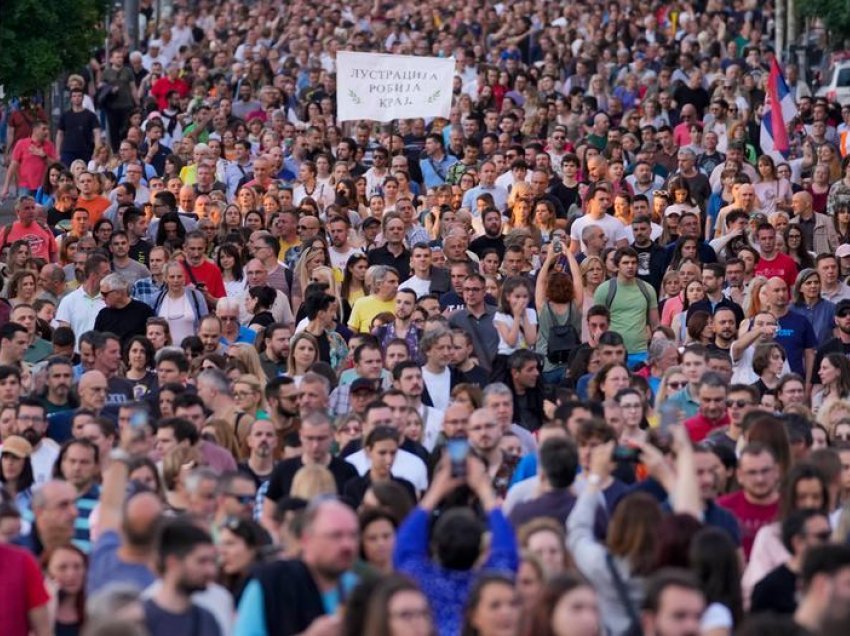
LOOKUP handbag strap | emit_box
[604,551,643,635]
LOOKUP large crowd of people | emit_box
[4,1,850,635]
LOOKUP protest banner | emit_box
[336,51,454,122]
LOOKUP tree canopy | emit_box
[0,0,110,99]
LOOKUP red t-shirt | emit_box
[4,221,57,261]
[11,138,57,190]
[684,412,731,443]
[717,490,779,560]
[754,252,798,291]
[0,544,50,636]
[183,259,226,299]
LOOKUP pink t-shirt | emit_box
[4,221,57,261]
[11,138,57,189]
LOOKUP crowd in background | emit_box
[4,0,850,635]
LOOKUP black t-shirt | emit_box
[47,207,74,232]
[143,598,222,636]
[813,337,850,384]
[93,300,155,347]
[58,109,100,157]
[468,234,505,261]
[751,563,798,615]
[129,239,152,267]
[265,456,358,502]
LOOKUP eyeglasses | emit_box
[233,391,256,398]
[667,381,687,390]
[225,493,256,505]
[726,399,752,409]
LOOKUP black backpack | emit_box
[546,301,580,365]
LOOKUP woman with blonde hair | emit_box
[226,342,268,383]
[201,418,242,460]
[231,374,270,421]
[294,242,331,298]
[162,446,203,513]
[579,255,606,340]
[816,399,850,438]
[654,366,688,411]
[290,464,336,500]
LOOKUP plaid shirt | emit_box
[131,277,165,308]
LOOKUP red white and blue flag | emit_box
[760,59,797,157]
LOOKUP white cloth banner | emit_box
[336,52,454,122]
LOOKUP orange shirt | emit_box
[76,195,110,225]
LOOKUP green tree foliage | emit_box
[801,0,850,43]
[0,0,110,98]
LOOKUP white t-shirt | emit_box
[55,287,106,349]
[346,448,428,492]
[570,214,628,252]
[421,366,452,412]
[401,275,432,298]
[30,439,60,487]
[731,343,791,384]
[159,293,196,345]
[493,308,538,355]
[330,246,360,273]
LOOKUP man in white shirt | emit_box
[420,327,457,413]
[345,402,428,492]
[15,398,59,486]
[327,216,359,275]
[570,183,629,253]
[55,253,110,349]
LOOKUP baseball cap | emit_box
[836,299,850,315]
[351,378,379,394]
[362,217,381,230]
[1,436,32,459]
[837,244,850,258]
[149,39,162,49]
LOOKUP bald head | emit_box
[302,499,359,574]
[123,491,164,550]
[765,276,789,310]
[79,370,108,411]
[245,258,268,286]
[442,402,473,438]
[792,190,814,215]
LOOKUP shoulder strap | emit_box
[604,278,618,309]
[0,224,13,253]
[605,552,643,635]
[635,279,654,321]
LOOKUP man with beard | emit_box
[710,307,738,353]
[793,544,850,633]
[142,519,221,636]
[468,208,506,261]
[264,376,300,440]
[237,499,359,636]
[87,427,165,594]
[238,419,279,520]
[259,324,291,379]
[0,322,30,369]
[15,398,58,486]
[640,570,706,636]
[813,299,850,392]
[42,357,76,438]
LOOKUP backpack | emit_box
[546,301,580,365]
[603,277,654,322]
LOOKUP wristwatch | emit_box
[109,449,132,464]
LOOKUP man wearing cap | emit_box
[813,297,850,391]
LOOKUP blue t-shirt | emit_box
[87,530,156,595]
[775,311,818,376]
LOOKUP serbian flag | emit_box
[760,59,797,157]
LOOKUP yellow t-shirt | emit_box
[348,295,395,333]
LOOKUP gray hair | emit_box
[197,368,231,396]
[300,371,330,395]
[483,382,513,401]
[369,265,398,290]
[677,148,697,160]
[301,409,332,429]
[420,326,452,354]
[648,338,677,364]
[86,584,143,625]
[183,467,218,494]
[698,371,727,392]
[100,273,130,294]
[216,296,241,314]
